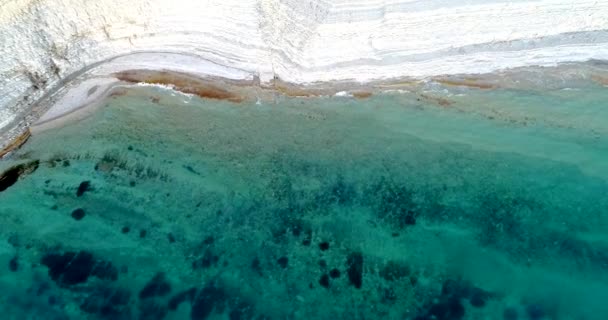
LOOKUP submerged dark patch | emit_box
[319,274,330,288]
[139,300,168,320]
[3,86,608,320]
[191,284,227,320]
[139,272,172,299]
[168,288,197,311]
[80,286,131,318]
[76,180,92,197]
[9,255,18,272]
[0,160,39,192]
[41,251,118,286]
[346,252,363,289]
[71,208,86,220]
[277,256,289,269]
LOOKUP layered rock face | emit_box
[1,0,608,137]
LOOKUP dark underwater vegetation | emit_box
[1,85,608,319]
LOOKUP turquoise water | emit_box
[1,85,608,319]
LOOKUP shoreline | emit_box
[1,54,608,158]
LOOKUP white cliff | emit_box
[1,0,608,142]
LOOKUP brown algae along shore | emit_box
[3,60,608,159]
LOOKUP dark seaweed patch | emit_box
[71,208,86,220]
[76,181,92,197]
[319,241,330,251]
[346,251,363,289]
[80,286,131,318]
[369,177,418,229]
[168,288,196,311]
[138,300,168,320]
[41,251,117,286]
[167,233,176,243]
[203,236,215,245]
[318,274,330,288]
[425,297,465,320]
[526,304,546,320]
[469,287,489,307]
[329,268,341,279]
[192,248,220,270]
[139,272,172,299]
[0,160,39,192]
[503,307,519,320]
[183,164,200,175]
[318,259,327,269]
[92,261,119,281]
[251,257,263,276]
[42,251,95,286]
[277,256,289,269]
[9,255,18,272]
[415,279,492,320]
[379,260,410,281]
[228,301,255,320]
[191,284,227,320]
[381,287,397,304]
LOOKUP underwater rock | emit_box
[80,286,132,318]
[139,300,168,320]
[327,175,356,205]
[203,236,215,245]
[71,208,86,221]
[0,160,39,192]
[441,279,491,308]
[168,288,197,311]
[139,272,172,299]
[372,179,419,229]
[167,233,176,243]
[414,279,494,320]
[346,251,364,289]
[302,236,312,246]
[41,251,118,286]
[42,251,96,286]
[192,249,220,269]
[251,257,263,276]
[526,304,546,320]
[379,260,411,281]
[503,307,519,320]
[469,287,489,307]
[319,259,327,269]
[381,287,397,304]
[425,297,466,320]
[76,181,92,197]
[319,274,330,288]
[92,261,119,281]
[191,284,227,320]
[329,268,341,279]
[416,279,494,319]
[319,241,330,251]
[9,255,18,272]
[277,256,289,269]
[228,301,255,320]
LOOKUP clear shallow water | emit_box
[1,85,608,320]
